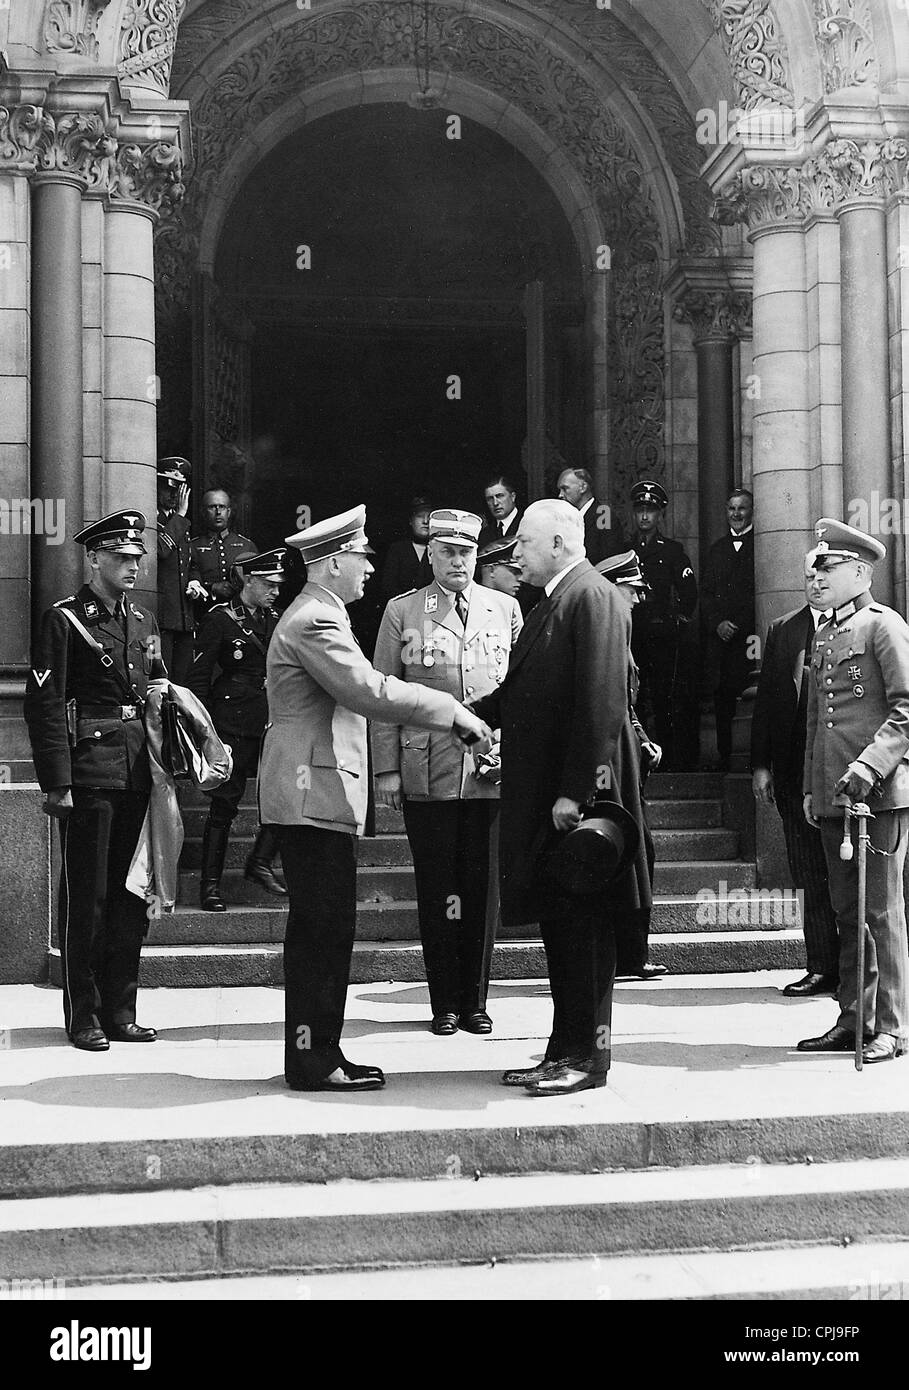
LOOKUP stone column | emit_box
[585,269,609,502]
[0,164,32,669]
[827,141,893,603]
[30,173,85,632]
[883,142,909,612]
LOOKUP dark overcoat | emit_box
[472,560,647,925]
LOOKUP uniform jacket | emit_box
[189,529,257,608]
[632,531,698,620]
[751,605,813,787]
[258,581,459,835]
[186,599,277,742]
[471,560,633,925]
[372,580,523,800]
[804,592,909,815]
[156,509,194,631]
[378,539,433,607]
[24,584,164,793]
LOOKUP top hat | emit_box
[806,517,886,570]
[74,509,147,556]
[542,800,640,898]
[285,504,375,563]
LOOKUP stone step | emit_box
[177,857,757,904]
[3,1157,909,1284]
[178,826,740,870]
[48,930,804,989]
[65,1239,909,1300]
[151,892,797,945]
[179,797,727,838]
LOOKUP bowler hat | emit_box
[542,800,640,898]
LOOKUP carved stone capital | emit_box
[111,139,185,213]
[881,138,909,199]
[823,137,886,204]
[0,105,55,171]
[718,165,809,232]
[34,111,118,190]
[674,288,752,341]
[813,0,879,95]
[44,0,114,60]
[119,0,188,95]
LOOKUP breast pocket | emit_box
[400,730,431,797]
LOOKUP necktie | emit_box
[497,521,505,538]
[455,592,468,627]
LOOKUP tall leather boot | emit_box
[245,825,288,896]
[200,821,228,912]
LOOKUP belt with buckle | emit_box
[78,703,141,721]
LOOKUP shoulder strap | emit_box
[222,603,267,657]
[57,605,142,703]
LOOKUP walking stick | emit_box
[840,802,872,1072]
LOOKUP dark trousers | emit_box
[402,798,497,1015]
[160,629,193,685]
[280,825,357,1083]
[57,788,150,1037]
[207,734,260,828]
[820,810,909,1039]
[615,812,655,974]
[540,912,616,1072]
[775,782,839,977]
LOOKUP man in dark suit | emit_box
[471,499,636,1096]
[478,475,521,549]
[751,567,839,996]
[557,466,625,566]
[378,495,434,606]
[701,489,756,772]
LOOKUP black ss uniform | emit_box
[187,599,277,826]
[23,585,164,1038]
[631,531,699,769]
[156,507,194,683]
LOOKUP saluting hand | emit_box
[176,482,191,517]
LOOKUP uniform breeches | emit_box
[820,810,909,1039]
[207,735,261,828]
[775,783,839,977]
[57,789,150,1037]
[540,912,616,1071]
[402,799,497,1016]
[280,826,357,1083]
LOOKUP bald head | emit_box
[514,499,585,586]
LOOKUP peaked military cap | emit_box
[235,547,288,580]
[409,494,434,515]
[157,455,192,483]
[631,479,668,509]
[596,548,647,587]
[428,509,483,546]
[807,518,886,570]
[477,536,520,569]
[285,504,375,562]
[74,509,148,556]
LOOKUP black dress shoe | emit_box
[105,1023,157,1043]
[783,972,838,997]
[524,1059,608,1097]
[618,963,668,980]
[431,1013,459,1036]
[287,1062,386,1092]
[797,1024,869,1052]
[200,884,226,912]
[244,860,288,896]
[460,1010,493,1034]
[863,1034,909,1064]
[502,1059,562,1087]
[71,1027,109,1052]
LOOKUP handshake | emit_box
[453,703,494,753]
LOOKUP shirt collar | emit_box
[545,557,585,597]
[578,497,595,518]
[437,581,473,604]
[500,508,518,530]
[730,525,753,539]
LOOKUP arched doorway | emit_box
[203,103,587,568]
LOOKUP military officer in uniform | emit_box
[477,536,523,600]
[629,480,699,769]
[258,505,491,1091]
[156,456,203,684]
[798,519,909,1064]
[187,548,289,911]
[189,489,257,612]
[23,511,165,1051]
[373,509,523,1035]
